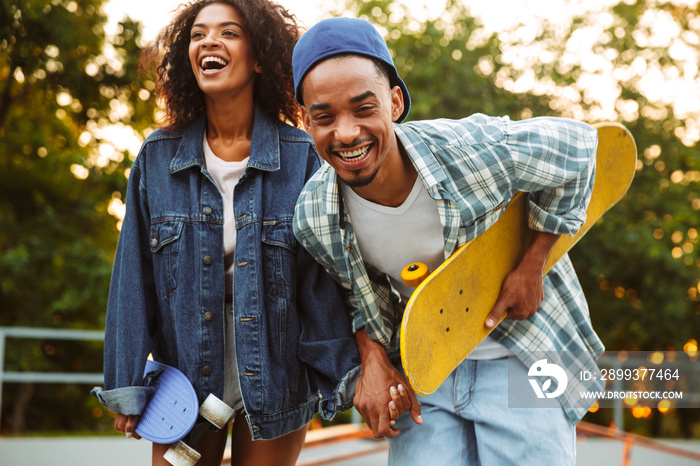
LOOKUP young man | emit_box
[292,17,604,465]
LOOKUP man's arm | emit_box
[485,118,596,326]
[353,329,423,438]
[485,230,560,327]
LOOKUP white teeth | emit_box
[201,56,228,69]
[336,145,370,161]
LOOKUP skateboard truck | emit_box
[136,360,235,466]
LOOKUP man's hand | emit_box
[114,413,141,439]
[485,231,560,328]
[354,330,422,438]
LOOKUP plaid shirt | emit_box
[293,114,605,423]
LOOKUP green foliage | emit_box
[0,0,156,433]
[331,0,546,120]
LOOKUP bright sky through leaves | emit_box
[104,0,700,143]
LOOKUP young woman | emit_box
[91,1,359,464]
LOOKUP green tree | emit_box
[336,0,699,437]
[0,0,156,433]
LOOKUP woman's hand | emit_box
[114,413,141,439]
[387,383,420,429]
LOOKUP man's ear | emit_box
[301,106,312,132]
[390,85,404,122]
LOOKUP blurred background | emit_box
[0,0,698,445]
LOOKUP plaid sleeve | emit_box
[505,117,598,236]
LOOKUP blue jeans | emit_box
[388,358,576,465]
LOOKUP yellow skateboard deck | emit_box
[399,122,637,395]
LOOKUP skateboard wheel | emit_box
[199,393,235,429]
[401,263,430,287]
[163,440,201,466]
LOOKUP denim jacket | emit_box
[92,105,360,440]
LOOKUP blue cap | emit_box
[292,17,411,123]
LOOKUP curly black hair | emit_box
[142,0,301,131]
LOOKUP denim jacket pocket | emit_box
[261,220,298,301]
[261,220,298,361]
[149,220,184,299]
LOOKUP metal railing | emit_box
[271,422,700,466]
[596,354,700,431]
[0,326,105,431]
[577,421,700,465]
[2,326,700,465]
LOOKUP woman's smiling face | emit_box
[188,3,260,100]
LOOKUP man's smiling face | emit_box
[301,55,404,188]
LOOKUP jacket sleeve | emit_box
[506,117,598,236]
[295,146,361,419]
[296,245,361,419]
[91,153,158,416]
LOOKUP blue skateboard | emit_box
[136,359,234,465]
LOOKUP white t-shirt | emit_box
[202,137,248,295]
[202,135,248,410]
[341,177,513,360]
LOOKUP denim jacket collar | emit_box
[169,104,281,174]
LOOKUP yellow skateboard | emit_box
[399,122,637,396]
